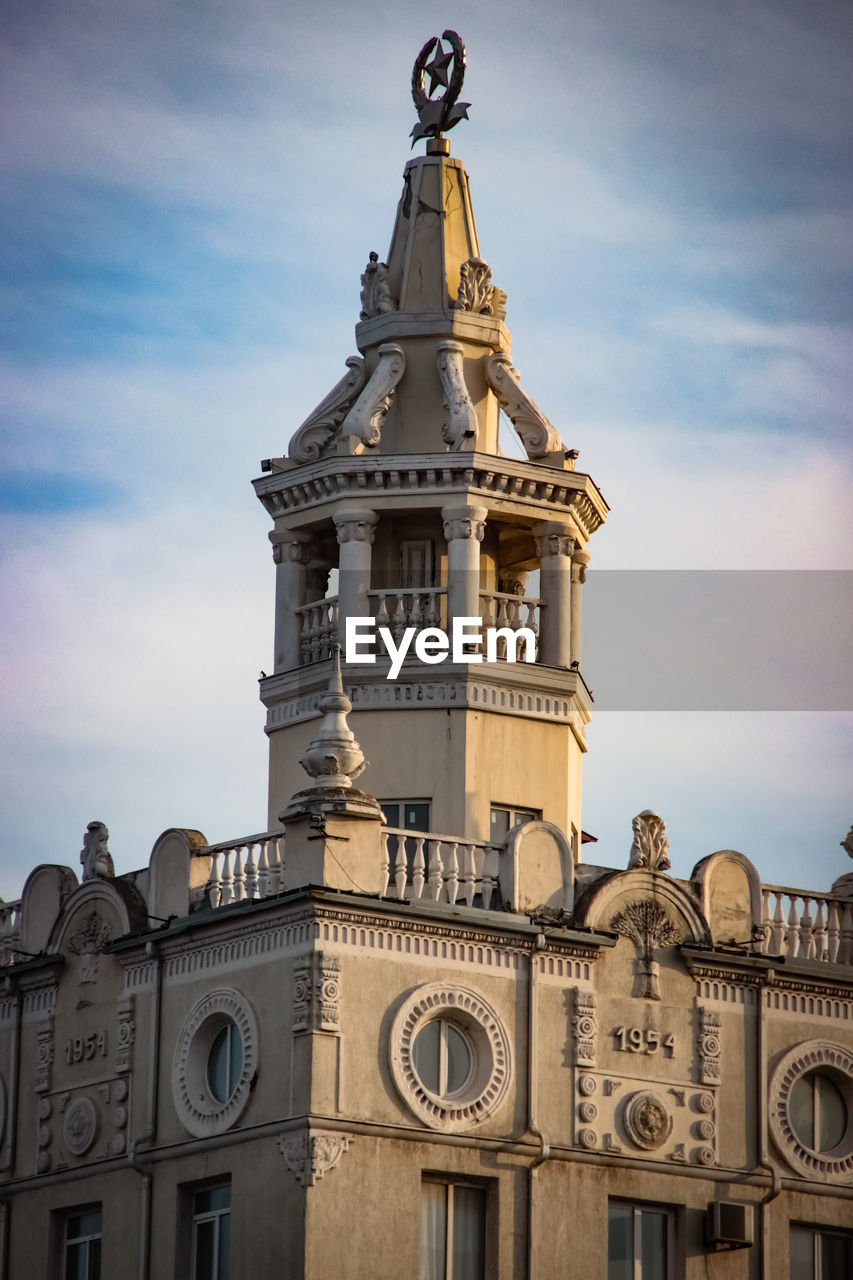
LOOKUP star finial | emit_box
[410,30,470,149]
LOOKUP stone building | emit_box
[1,32,851,1280]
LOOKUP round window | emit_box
[789,1071,847,1153]
[207,1023,244,1104]
[390,983,512,1133]
[173,989,258,1138]
[412,1019,473,1098]
[769,1041,853,1182]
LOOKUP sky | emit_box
[1,0,851,902]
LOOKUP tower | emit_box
[254,32,608,850]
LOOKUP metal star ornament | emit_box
[410,30,470,147]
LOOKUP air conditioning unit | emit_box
[706,1201,755,1251]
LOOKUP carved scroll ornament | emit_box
[436,340,478,449]
[288,357,367,463]
[628,810,671,872]
[340,343,406,448]
[484,352,564,459]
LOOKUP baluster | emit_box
[329,599,339,649]
[798,897,814,959]
[375,593,390,631]
[425,590,439,627]
[462,845,476,906]
[768,892,785,955]
[813,899,827,962]
[206,849,222,907]
[480,847,497,911]
[408,593,422,631]
[258,840,270,897]
[392,593,407,642]
[839,902,853,966]
[300,610,312,664]
[826,901,841,964]
[394,838,408,899]
[307,606,321,662]
[784,896,799,957]
[445,843,459,904]
[412,838,426,900]
[270,836,285,893]
[380,834,391,897]
[526,599,539,637]
[219,849,234,906]
[232,845,246,902]
[244,842,258,899]
[427,842,443,901]
[317,604,331,660]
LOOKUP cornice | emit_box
[683,946,853,999]
[252,452,607,537]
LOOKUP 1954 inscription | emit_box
[613,1026,675,1056]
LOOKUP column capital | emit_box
[571,548,591,584]
[333,506,379,545]
[269,529,313,565]
[533,521,576,561]
[441,504,487,543]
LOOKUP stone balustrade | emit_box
[368,587,446,635]
[479,590,540,647]
[759,885,853,965]
[295,597,339,664]
[204,831,286,907]
[381,827,500,908]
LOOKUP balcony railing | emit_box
[295,597,339,664]
[0,900,22,965]
[758,885,853,965]
[381,827,500,909]
[368,587,447,635]
[203,831,286,907]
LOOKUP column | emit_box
[269,529,312,672]
[533,522,574,668]
[570,548,590,668]
[333,506,378,637]
[442,504,487,626]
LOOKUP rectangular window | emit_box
[401,539,435,589]
[64,1207,102,1280]
[381,801,432,890]
[192,1183,231,1280]
[608,1201,674,1280]
[420,1179,486,1280]
[489,806,540,842]
[790,1225,853,1280]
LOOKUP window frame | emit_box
[420,1174,492,1280]
[607,1199,677,1280]
[489,806,541,842]
[185,1179,232,1280]
[790,1223,853,1280]
[62,1204,102,1280]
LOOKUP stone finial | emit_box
[80,821,115,881]
[359,252,396,321]
[842,825,853,860]
[628,810,671,873]
[298,647,367,790]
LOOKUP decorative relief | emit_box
[35,1014,54,1094]
[288,356,368,463]
[333,509,378,545]
[390,983,512,1133]
[269,532,311,566]
[484,352,564,459]
[340,342,405,447]
[291,953,341,1033]
[63,1096,98,1157]
[436,341,478,449]
[68,910,113,984]
[628,810,671,872]
[116,996,135,1074]
[697,1007,722,1085]
[359,252,396,320]
[278,1129,350,1187]
[623,1090,673,1151]
[573,991,598,1067]
[610,901,681,1000]
[452,257,505,319]
[769,1040,853,1182]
